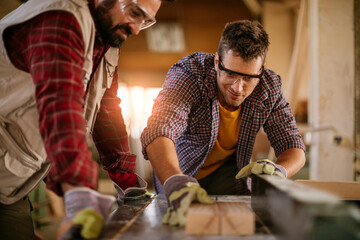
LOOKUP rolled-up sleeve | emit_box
[92,68,137,174]
[140,62,200,159]
[262,74,305,156]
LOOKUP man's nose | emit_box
[129,22,141,35]
[231,77,246,92]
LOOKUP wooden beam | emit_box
[186,202,255,235]
[242,0,262,19]
[296,180,360,200]
[355,0,360,181]
[218,202,255,235]
[251,174,360,239]
[186,204,219,235]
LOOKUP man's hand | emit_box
[163,174,213,226]
[235,159,287,179]
[111,173,149,204]
[57,187,116,239]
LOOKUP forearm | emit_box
[146,136,183,184]
[61,182,77,194]
[93,73,136,174]
[275,148,306,178]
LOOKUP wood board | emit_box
[253,175,360,239]
[295,180,360,200]
[186,202,255,236]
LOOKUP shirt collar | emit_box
[88,0,106,46]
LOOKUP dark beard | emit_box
[95,1,132,48]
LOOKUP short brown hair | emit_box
[217,20,269,63]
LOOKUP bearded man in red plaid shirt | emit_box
[0,0,173,239]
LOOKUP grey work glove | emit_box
[235,159,287,179]
[163,174,214,226]
[58,187,116,240]
[112,173,149,204]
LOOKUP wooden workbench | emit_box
[101,194,276,240]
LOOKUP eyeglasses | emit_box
[119,0,156,30]
[218,56,264,85]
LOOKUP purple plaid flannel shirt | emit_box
[141,52,305,194]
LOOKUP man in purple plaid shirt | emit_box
[140,20,306,226]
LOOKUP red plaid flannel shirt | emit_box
[4,8,136,195]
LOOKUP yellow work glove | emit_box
[58,208,103,239]
[235,159,287,179]
[57,187,116,240]
[163,174,214,226]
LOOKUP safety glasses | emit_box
[218,56,264,80]
[119,0,156,30]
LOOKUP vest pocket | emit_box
[86,103,99,135]
[0,115,42,178]
[104,48,119,88]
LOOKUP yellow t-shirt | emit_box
[195,103,241,180]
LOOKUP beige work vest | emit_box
[0,0,119,204]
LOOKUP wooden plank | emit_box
[296,180,360,200]
[252,174,360,240]
[219,202,255,235]
[186,204,219,235]
[186,202,255,236]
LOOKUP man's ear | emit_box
[214,52,219,70]
[262,57,267,68]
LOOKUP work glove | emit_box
[235,159,287,179]
[57,187,116,240]
[112,173,150,204]
[163,174,214,226]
